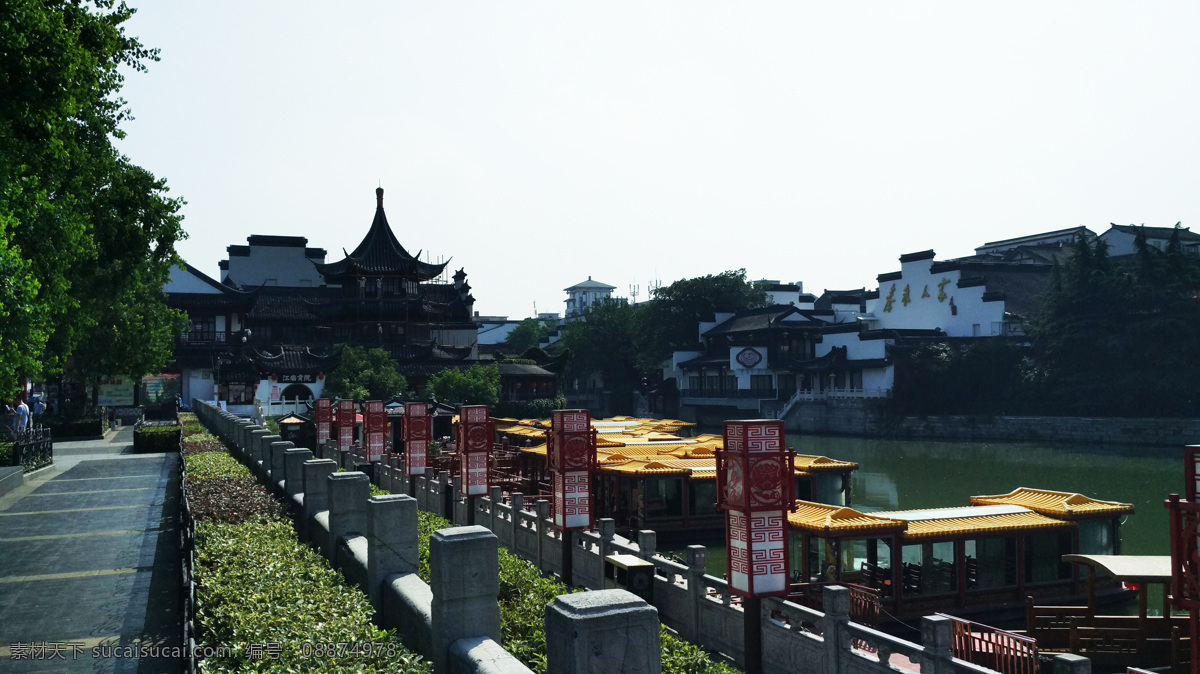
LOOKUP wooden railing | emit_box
[788,581,881,627]
[937,613,1038,674]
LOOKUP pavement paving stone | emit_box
[0,428,181,673]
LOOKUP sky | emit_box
[115,2,1200,320]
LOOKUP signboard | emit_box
[140,374,181,407]
[96,376,135,407]
[277,373,317,384]
[717,419,794,598]
[403,402,431,476]
[315,399,332,445]
[457,405,492,496]
[365,401,386,462]
[548,410,596,530]
[336,399,356,451]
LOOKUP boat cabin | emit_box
[787,488,1134,621]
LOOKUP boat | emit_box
[784,487,1135,626]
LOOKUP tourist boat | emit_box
[785,487,1135,626]
[488,416,858,539]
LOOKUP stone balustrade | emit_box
[197,401,1092,674]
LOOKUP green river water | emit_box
[663,433,1184,613]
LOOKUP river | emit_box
[663,433,1184,612]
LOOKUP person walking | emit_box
[13,396,29,433]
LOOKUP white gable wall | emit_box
[226,245,324,287]
[865,259,1005,337]
[165,264,223,294]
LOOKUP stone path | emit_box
[0,427,182,673]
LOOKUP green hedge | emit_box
[181,432,225,457]
[0,443,11,466]
[40,416,103,438]
[415,511,735,674]
[133,424,180,453]
[184,452,250,480]
[195,521,430,673]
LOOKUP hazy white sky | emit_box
[116,2,1199,319]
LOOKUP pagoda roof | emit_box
[316,188,450,281]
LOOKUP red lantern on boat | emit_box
[457,405,493,497]
[548,409,597,530]
[403,402,430,476]
[717,419,795,598]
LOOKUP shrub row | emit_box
[414,511,736,674]
[182,432,226,457]
[133,424,180,452]
[182,422,207,438]
[39,416,103,438]
[195,521,430,673]
[184,452,250,480]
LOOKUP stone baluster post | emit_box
[366,494,418,613]
[328,471,370,570]
[821,585,849,673]
[430,526,501,673]
[686,545,707,642]
[545,589,662,674]
[302,459,338,551]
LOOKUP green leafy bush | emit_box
[0,443,11,466]
[194,521,430,673]
[182,422,206,438]
[182,432,225,457]
[179,412,198,425]
[40,416,103,438]
[185,477,285,525]
[413,511,733,673]
[185,452,251,480]
[133,424,180,452]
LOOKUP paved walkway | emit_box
[0,427,182,673]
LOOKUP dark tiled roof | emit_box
[246,235,309,247]
[704,306,825,337]
[1107,224,1200,241]
[497,363,555,377]
[678,353,730,369]
[899,250,936,263]
[252,346,338,374]
[248,293,318,321]
[316,188,449,281]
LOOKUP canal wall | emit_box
[783,399,1200,447]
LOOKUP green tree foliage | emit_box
[1026,227,1200,417]
[428,363,500,406]
[560,298,641,414]
[890,339,1032,416]
[636,270,769,370]
[322,346,408,401]
[0,0,187,397]
[505,318,556,352]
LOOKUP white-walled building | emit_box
[563,277,617,320]
[1098,223,1200,257]
[219,235,327,287]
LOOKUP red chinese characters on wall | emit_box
[315,398,332,445]
[548,410,596,530]
[457,405,492,497]
[717,419,795,598]
[404,402,430,476]
[335,399,356,451]
[364,401,386,462]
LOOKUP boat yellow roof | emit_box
[794,454,859,473]
[969,488,1134,520]
[601,460,693,476]
[788,502,908,536]
[789,501,1076,540]
[898,510,1073,541]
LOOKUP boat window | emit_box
[901,542,956,595]
[688,481,719,518]
[643,478,683,520]
[965,537,1017,589]
[1025,532,1073,583]
[861,539,893,596]
[1077,519,1115,555]
[807,536,839,583]
[794,477,814,502]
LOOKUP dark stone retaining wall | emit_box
[784,398,1200,447]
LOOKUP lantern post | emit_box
[364,401,387,463]
[335,399,356,456]
[404,402,431,494]
[716,419,794,674]
[457,405,493,525]
[1166,445,1200,668]
[547,409,597,585]
[314,398,332,454]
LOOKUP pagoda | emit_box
[308,188,477,361]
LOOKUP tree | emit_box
[560,299,642,414]
[636,270,769,370]
[323,347,408,401]
[1025,228,1200,416]
[505,318,556,353]
[0,0,186,398]
[428,363,500,406]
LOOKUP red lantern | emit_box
[457,405,493,496]
[365,401,386,462]
[548,410,596,530]
[717,419,795,598]
[403,402,431,476]
[336,399,356,451]
[315,398,332,445]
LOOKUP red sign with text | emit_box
[457,405,492,496]
[365,401,386,462]
[336,399,356,451]
[404,402,431,476]
[315,399,332,445]
[548,410,596,530]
